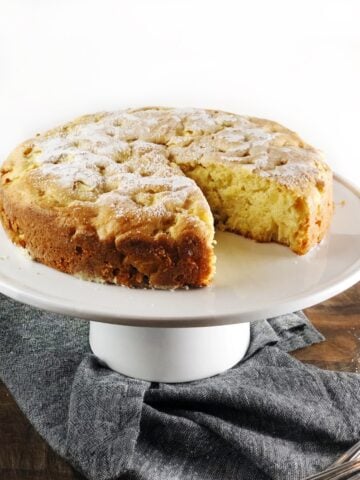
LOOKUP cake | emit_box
[0,107,333,289]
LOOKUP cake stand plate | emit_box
[0,174,359,382]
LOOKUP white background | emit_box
[1,0,359,185]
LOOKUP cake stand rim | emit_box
[0,173,359,327]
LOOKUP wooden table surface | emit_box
[0,282,359,480]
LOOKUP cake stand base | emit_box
[89,321,251,383]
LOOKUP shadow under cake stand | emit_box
[0,174,359,383]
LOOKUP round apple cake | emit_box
[0,107,333,288]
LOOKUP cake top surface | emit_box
[2,107,330,237]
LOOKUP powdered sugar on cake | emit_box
[25,107,327,211]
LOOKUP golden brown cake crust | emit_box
[0,185,214,288]
[0,107,333,288]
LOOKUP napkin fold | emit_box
[0,293,359,480]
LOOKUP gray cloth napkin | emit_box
[0,293,360,480]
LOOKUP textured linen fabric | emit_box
[0,293,359,480]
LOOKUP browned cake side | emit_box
[0,185,214,288]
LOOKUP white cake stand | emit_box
[0,174,359,382]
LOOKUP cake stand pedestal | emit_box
[0,175,359,383]
[89,321,250,382]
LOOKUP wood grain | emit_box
[0,282,359,480]
[295,282,360,372]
